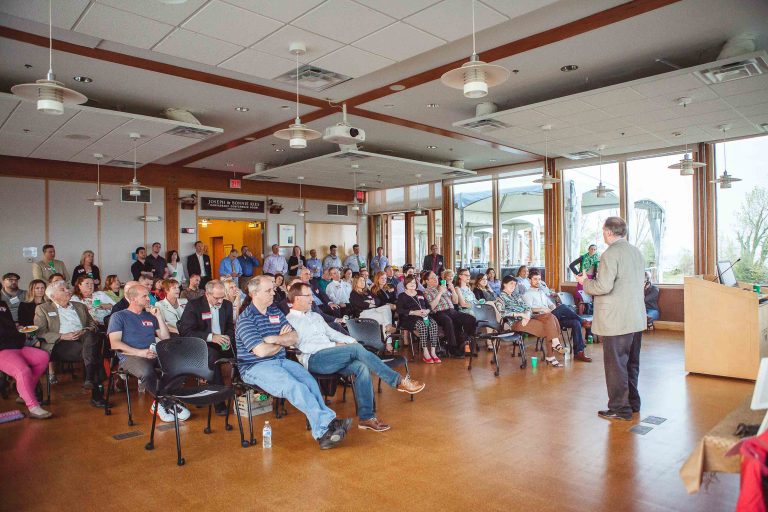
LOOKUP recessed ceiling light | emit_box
[244,137,256,141]
[226,162,234,167]
[235,106,249,112]
[73,76,93,83]
[383,104,395,108]
[280,105,291,109]
[427,145,438,149]
[275,147,285,152]
[426,103,439,108]
[389,84,406,91]
[560,65,579,72]
[489,159,497,162]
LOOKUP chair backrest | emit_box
[345,318,384,351]
[558,292,576,307]
[473,303,500,332]
[155,337,213,384]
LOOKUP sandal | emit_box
[551,343,565,354]
[421,355,434,364]
[545,357,563,367]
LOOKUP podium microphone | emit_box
[711,258,741,282]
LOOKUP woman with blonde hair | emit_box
[223,278,243,322]
[71,250,101,287]
[157,279,184,334]
[18,279,47,327]
[101,275,123,305]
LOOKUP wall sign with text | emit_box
[200,197,265,213]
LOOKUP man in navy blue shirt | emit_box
[236,275,351,449]
[237,245,260,290]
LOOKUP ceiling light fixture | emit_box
[87,153,109,207]
[427,145,438,149]
[274,147,285,152]
[414,173,424,215]
[589,145,613,198]
[351,164,361,211]
[274,42,321,149]
[200,218,210,227]
[533,125,560,190]
[427,103,439,108]
[440,0,510,98]
[235,106,249,112]
[710,125,742,189]
[292,176,309,217]
[389,84,406,91]
[560,65,579,72]
[383,104,396,108]
[73,76,93,83]
[11,0,87,114]
[489,159,497,163]
[122,132,149,198]
[668,97,705,176]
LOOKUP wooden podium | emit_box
[684,277,768,380]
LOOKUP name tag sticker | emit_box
[141,320,154,327]
[269,315,280,324]
[202,312,212,321]
[9,296,20,305]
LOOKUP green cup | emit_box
[754,284,762,294]
[423,317,430,327]
[93,298,101,307]
[531,356,538,369]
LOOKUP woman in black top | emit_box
[349,276,396,346]
[18,279,47,326]
[273,273,287,304]
[287,246,306,277]
[472,273,496,302]
[71,250,101,287]
[371,271,396,306]
[396,275,440,364]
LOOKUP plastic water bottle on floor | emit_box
[262,421,272,448]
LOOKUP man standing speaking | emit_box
[576,217,646,421]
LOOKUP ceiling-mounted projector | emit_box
[323,124,365,145]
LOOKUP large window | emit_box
[433,210,443,253]
[627,153,693,284]
[389,214,406,267]
[498,174,544,276]
[454,180,492,271]
[562,163,620,279]
[716,134,768,284]
[413,214,428,268]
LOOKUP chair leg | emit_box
[518,338,528,369]
[224,397,233,431]
[467,337,475,371]
[125,376,134,426]
[246,389,256,445]
[145,400,159,450]
[492,339,500,377]
[43,369,51,406]
[204,404,212,434]
[173,405,184,466]
[232,392,248,448]
[104,371,114,416]
[377,377,382,394]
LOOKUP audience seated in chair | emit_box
[397,275,441,364]
[18,279,46,327]
[348,276,396,342]
[424,272,476,358]
[644,272,660,323]
[286,281,424,433]
[156,279,184,335]
[180,274,205,301]
[235,275,352,449]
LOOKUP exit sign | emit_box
[229,178,242,189]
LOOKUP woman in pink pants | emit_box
[0,300,51,419]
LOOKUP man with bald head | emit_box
[178,280,235,415]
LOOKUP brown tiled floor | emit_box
[0,331,751,511]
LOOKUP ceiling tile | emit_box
[97,0,208,25]
[0,101,78,138]
[0,0,90,29]
[252,25,344,61]
[404,0,507,42]
[600,98,666,117]
[558,108,614,127]
[183,1,283,47]
[225,0,326,22]
[724,89,768,108]
[218,49,297,80]
[354,0,441,19]
[630,73,704,98]
[575,117,634,133]
[745,102,768,116]
[480,0,559,19]
[535,99,594,117]
[630,107,681,125]
[312,46,395,78]
[709,73,768,97]
[75,3,174,49]
[154,29,243,66]
[353,22,444,62]
[0,133,46,157]
[581,87,646,108]
[292,0,395,44]
[493,109,551,128]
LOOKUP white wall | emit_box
[0,177,164,285]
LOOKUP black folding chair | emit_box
[346,318,413,402]
[103,350,137,426]
[230,362,288,447]
[470,304,526,376]
[146,337,244,466]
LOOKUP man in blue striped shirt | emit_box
[236,275,351,449]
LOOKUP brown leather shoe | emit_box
[396,376,426,394]
[574,351,593,362]
[358,418,391,432]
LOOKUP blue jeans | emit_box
[646,309,660,321]
[552,304,585,352]
[242,358,336,440]
[307,343,401,421]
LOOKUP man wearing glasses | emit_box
[236,275,351,449]
[178,280,234,416]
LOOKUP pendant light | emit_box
[414,174,424,215]
[533,125,560,190]
[87,153,110,207]
[273,42,321,149]
[440,0,510,98]
[292,176,309,216]
[589,145,614,198]
[710,125,742,189]
[667,97,705,176]
[11,0,87,114]
[122,132,149,197]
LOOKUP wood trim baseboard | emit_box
[653,321,684,331]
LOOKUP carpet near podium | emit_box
[0,332,752,512]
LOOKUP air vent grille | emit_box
[274,65,352,91]
[565,151,600,160]
[247,175,278,181]
[166,126,220,140]
[443,170,475,177]
[332,152,370,160]
[455,118,511,132]
[108,159,142,168]
[694,56,768,84]
[327,204,349,216]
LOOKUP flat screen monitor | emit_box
[716,260,738,287]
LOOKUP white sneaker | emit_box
[150,401,190,422]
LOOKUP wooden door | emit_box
[211,236,224,279]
